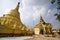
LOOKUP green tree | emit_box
[51,0,60,21]
[55,13,60,21]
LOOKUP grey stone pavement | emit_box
[0,34,60,40]
[25,34,60,40]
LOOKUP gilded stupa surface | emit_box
[0,2,28,35]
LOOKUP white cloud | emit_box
[0,0,59,28]
[21,0,50,21]
[48,9,51,13]
[3,8,11,14]
[33,6,46,20]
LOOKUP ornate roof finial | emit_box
[40,15,45,22]
[15,2,20,11]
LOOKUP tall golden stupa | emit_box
[0,2,28,36]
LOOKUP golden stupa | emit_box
[0,2,29,36]
[34,16,52,34]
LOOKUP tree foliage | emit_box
[55,13,60,21]
[51,0,60,10]
[51,0,60,21]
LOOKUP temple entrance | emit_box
[34,28,40,35]
[40,26,44,34]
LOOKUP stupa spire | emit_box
[40,16,45,23]
[15,2,20,11]
[4,2,21,21]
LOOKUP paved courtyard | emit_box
[0,34,60,40]
[26,34,60,40]
[0,36,32,40]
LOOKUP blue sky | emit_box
[0,0,60,29]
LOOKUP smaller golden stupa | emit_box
[34,16,52,34]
